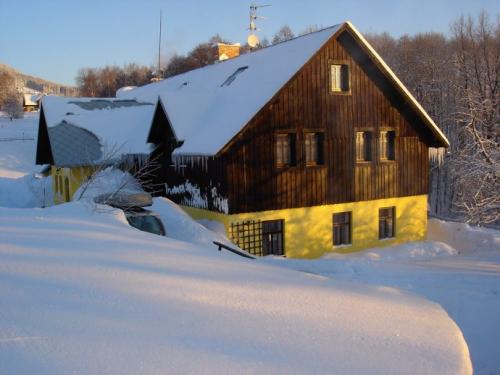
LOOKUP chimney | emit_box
[216,43,241,61]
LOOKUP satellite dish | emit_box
[247,34,260,48]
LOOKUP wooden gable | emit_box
[218,25,434,214]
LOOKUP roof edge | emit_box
[344,21,450,148]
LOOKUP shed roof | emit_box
[40,96,156,166]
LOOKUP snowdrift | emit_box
[0,202,472,374]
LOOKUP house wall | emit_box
[220,29,431,215]
[182,194,427,258]
[52,166,93,204]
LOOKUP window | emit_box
[58,175,63,194]
[331,64,349,92]
[64,177,70,202]
[380,130,395,160]
[379,207,395,239]
[356,131,372,162]
[262,220,285,256]
[275,133,296,167]
[220,66,248,87]
[333,212,351,246]
[305,132,324,166]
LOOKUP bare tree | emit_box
[272,25,295,44]
[3,97,24,119]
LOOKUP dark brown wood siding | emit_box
[221,29,431,214]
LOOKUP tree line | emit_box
[76,25,306,97]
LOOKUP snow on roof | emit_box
[41,96,156,165]
[23,93,42,106]
[118,25,342,156]
[115,86,137,97]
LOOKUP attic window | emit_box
[331,64,349,92]
[221,66,248,87]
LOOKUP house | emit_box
[76,21,448,258]
[35,96,172,204]
[23,93,43,112]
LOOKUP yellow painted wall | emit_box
[51,166,94,204]
[182,195,428,258]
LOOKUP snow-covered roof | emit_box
[118,25,342,155]
[23,93,42,106]
[41,96,156,166]
[119,21,449,155]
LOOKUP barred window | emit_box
[380,130,395,160]
[379,207,395,239]
[333,212,351,246]
[356,131,372,162]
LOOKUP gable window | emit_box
[331,64,349,92]
[379,207,395,239]
[356,131,372,162]
[276,133,296,168]
[333,212,351,246]
[380,130,395,160]
[305,132,324,166]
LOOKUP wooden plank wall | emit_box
[220,30,431,214]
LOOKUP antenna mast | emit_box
[247,3,271,49]
[158,9,162,78]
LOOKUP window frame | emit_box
[329,60,351,95]
[379,129,396,162]
[304,131,325,167]
[275,132,296,169]
[333,211,352,246]
[355,130,373,163]
[379,207,395,239]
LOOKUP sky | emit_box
[0,0,498,86]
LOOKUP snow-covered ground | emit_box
[2,112,499,373]
[0,113,52,208]
[0,201,472,374]
[265,221,500,374]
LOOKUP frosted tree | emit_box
[449,13,499,225]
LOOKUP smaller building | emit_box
[35,96,172,204]
[23,93,43,112]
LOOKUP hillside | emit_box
[0,62,78,96]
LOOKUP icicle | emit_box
[429,147,446,165]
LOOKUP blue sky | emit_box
[0,0,497,86]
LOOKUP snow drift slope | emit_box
[0,203,471,374]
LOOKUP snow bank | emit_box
[0,173,52,208]
[151,197,233,247]
[267,229,500,374]
[428,218,499,254]
[0,203,472,374]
